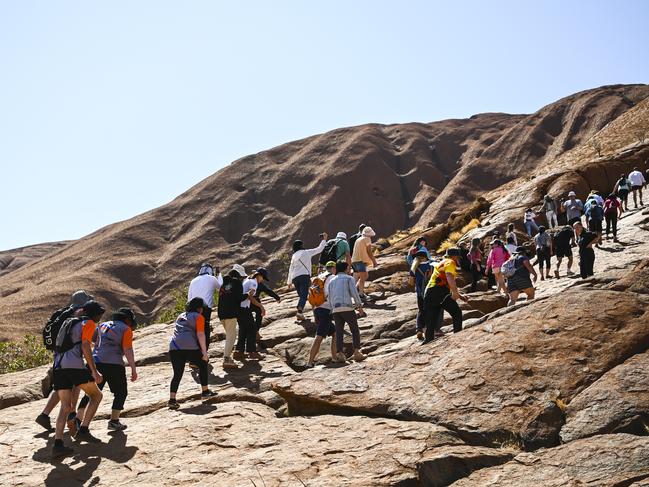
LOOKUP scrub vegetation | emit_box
[0,334,51,374]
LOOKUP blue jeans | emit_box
[292,274,311,311]
[524,220,539,236]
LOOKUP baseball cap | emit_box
[325,261,336,268]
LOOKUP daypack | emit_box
[54,317,83,354]
[308,274,330,307]
[42,306,76,351]
[589,205,604,221]
[500,257,518,278]
[319,239,342,265]
[348,233,361,253]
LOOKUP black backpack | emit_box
[42,306,76,351]
[319,238,342,265]
[54,317,83,354]
[348,233,360,252]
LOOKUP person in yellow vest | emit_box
[422,248,468,345]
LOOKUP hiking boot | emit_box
[247,351,263,360]
[75,427,101,443]
[35,413,54,432]
[334,352,347,363]
[352,351,367,362]
[222,359,239,370]
[167,399,180,410]
[107,420,127,431]
[52,441,74,459]
[416,330,424,341]
[232,351,245,361]
[201,390,217,399]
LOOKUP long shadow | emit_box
[180,403,217,415]
[33,430,138,486]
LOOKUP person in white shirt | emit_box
[523,209,539,236]
[628,167,646,208]
[287,232,328,321]
[233,272,266,360]
[306,261,337,367]
[187,263,223,349]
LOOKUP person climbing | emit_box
[574,222,597,279]
[628,166,646,208]
[603,193,623,242]
[504,235,518,255]
[351,226,379,301]
[287,233,328,321]
[585,190,604,208]
[539,195,558,228]
[506,247,538,306]
[328,262,366,363]
[167,297,215,410]
[533,226,553,280]
[306,261,337,367]
[421,248,467,345]
[406,236,431,266]
[51,300,106,458]
[485,239,510,295]
[561,191,584,226]
[506,223,518,246]
[348,224,366,252]
[585,200,604,247]
[553,225,575,278]
[77,307,138,431]
[217,264,247,369]
[523,208,539,236]
[614,173,631,211]
[36,289,94,433]
[187,263,223,350]
[410,250,432,340]
[333,232,352,264]
[250,266,279,351]
[467,238,483,293]
[233,270,266,360]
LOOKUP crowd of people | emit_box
[35,167,646,459]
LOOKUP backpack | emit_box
[348,233,360,253]
[54,317,83,354]
[308,274,330,307]
[500,257,518,278]
[319,239,342,265]
[42,306,76,351]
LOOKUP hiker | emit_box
[250,266,280,350]
[506,247,538,306]
[553,225,575,278]
[51,300,106,458]
[613,173,631,211]
[523,208,539,236]
[306,261,337,367]
[585,190,604,208]
[539,195,558,228]
[603,193,623,242]
[506,223,518,246]
[574,222,597,279]
[351,226,379,300]
[406,236,431,265]
[167,297,215,410]
[287,233,328,321]
[319,232,352,269]
[505,235,517,255]
[233,270,266,360]
[348,224,366,252]
[328,261,366,362]
[422,248,467,345]
[485,239,510,295]
[188,263,223,350]
[467,238,483,293]
[561,191,584,225]
[36,289,94,433]
[77,307,138,431]
[217,264,247,369]
[628,166,646,208]
[533,226,553,280]
[410,250,432,340]
[585,200,604,247]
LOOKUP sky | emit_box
[1,0,648,251]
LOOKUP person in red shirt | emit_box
[603,193,623,242]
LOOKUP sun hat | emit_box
[335,231,347,239]
[252,267,270,282]
[568,191,576,197]
[325,261,336,268]
[362,226,376,237]
[230,264,247,278]
[71,290,94,309]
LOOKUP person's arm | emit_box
[304,237,328,258]
[485,251,493,272]
[195,315,208,361]
[348,277,363,308]
[122,328,137,381]
[346,251,352,266]
[367,243,378,267]
[249,294,265,314]
[446,273,467,302]
[81,321,102,383]
[261,283,281,302]
[215,273,223,289]
[523,259,538,281]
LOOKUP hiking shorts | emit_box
[555,245,572,259]
[53,368,94,390]
[352,262,367,273]
[313,307,335,337]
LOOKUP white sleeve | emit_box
[287,256,296,285]
[304,239,327,258]
[215,273,223,289]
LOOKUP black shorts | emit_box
[53,368,94,390]
[588,219,603,232]
[313,307,335,337]
[632,185,643,191]
[555,245,572,259]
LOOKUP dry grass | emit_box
[437,218,481,253]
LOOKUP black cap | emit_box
[82,300,105,319]
[253,267,270,282]
[112,307,138,327]
[185,297,205,313]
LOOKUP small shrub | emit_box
[0,335,52,374]
[436,219,481,253]
[157,286,189,324]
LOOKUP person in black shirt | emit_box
[250,267,280,350]
[553,225,575,278]
[573,222,596,279]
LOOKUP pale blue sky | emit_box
[1,0,648,250]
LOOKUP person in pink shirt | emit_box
[485,239,510,295]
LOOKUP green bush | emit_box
[0,334,52,374]
[156,286,220,324]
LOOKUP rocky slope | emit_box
[1,84,648,339]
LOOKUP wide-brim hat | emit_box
[230,264,247,278]
[252,267,270,282]
[71,290,94,309]
[362,226,376,237]
[336,231,347,239]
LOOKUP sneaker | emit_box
[305,362,315,368]
[35,413,54,432]
[420,339,433,346]
[107,420,127,431]
[416,330,424,341]
[168,399,180,410]
[566,270,575,275]
[247,351,263,360]
[201,390,217,399]
[434,330,445,338]
[334,352,347,363]
[51,442,74,459]
[75,428,102,443]
[554,270,560,279]
[352,351,367,362]
[540,275,545,281]
[232,351,245,360]
[223,359,239,369]
[296,312,305,321]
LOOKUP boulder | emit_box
[0,364,50,410]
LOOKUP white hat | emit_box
[362,226,376,237]
[568,191,576,197]
[230,264,247,277]
[336,231,347,239]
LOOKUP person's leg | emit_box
[329,333,336,360]
[507,290,520,306]
[333,313,345,354]
[54,388,72,442]
[523,287,536,301]
[605,214,611,238]
[343,311,361,351]
[416,294,425,335]
[552,212,558,228]
[294,275,310,312]
[544,251,551,278]
[106,365,127,422]
[470,264,478,292]
[77,370,107,421]
[357,271,368,295]
[612,213,618,239]
[537,249,545,279]
[169,350,187,399]
[579,250,587,279]
[524,221,532,236]
[77,381,103,429]
[243,310,256,353]
[567,254,573,273]
[632,188,639,208]
[202,306,212,350]
[235,316,246,353]
[308,335,324,365]
[441,296,463,333]
[587,248,595,277]
[222,319,237,360]
[42,390,60,416]
[494,269,505,293]
[187,350,209,392]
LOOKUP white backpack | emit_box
[501,258,518,278]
